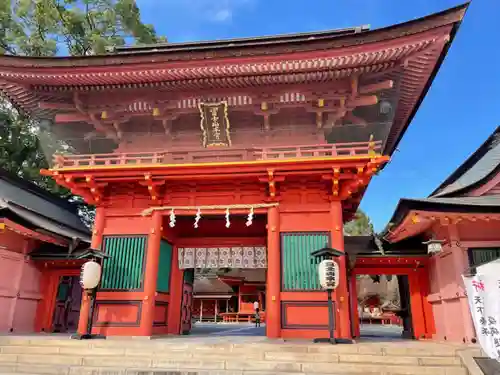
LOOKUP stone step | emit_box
[0,363,469,375]
[0,338,462,357]
[0,346,464,366]
[0,354,467,375]
[0,337,468,375]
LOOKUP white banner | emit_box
[463,258,500,362]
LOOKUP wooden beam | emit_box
[359,80,394,94]
[54,113,89,123]
[39,102,75,110]
[347,95,378,108]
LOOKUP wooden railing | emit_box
[52,141,382,169]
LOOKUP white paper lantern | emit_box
[80,260,102,289]
[427,241,443,255]
[318,259,339,290]
[423,239,445,255]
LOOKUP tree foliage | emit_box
[344,209,374,236]
[1,0,165,56]
[0,0,165,227]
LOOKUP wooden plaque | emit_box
[198,101,231,147]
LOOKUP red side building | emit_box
[385,126,500,343]
[0,169,90,334]
[0,5,467,340]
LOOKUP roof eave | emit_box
[382,2,469,156]
[384,197,500,242]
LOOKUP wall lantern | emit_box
[310,245,353,345]
[422,239,446,255]
[72,248,109,340]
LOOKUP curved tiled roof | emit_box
[0,169,90,239]
[193,277,233,295]
[432,127,500,197]
[0,4,468,156]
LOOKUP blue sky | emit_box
[136,0,500,231]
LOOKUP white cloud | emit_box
[211,8,232,22]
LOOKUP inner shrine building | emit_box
[0,4,467,340]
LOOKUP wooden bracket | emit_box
[258,169,284,199]
[139,173,165,202]
[339,171,371,200]
[55,174,96,204]
[321,167,342,197]
[85,175,106,204]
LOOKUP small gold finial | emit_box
[318,98,324,108]
[368,134,376,155]
[261,102,268,111]
[101,111,108,119]
[153,108,161,117]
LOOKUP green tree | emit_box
[1,0,165,56]
[0,0,165,227]
[344,209,374,236]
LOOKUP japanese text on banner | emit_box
[463,259,500,362]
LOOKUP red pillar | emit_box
[139,211,162,336]
[330,200,351,340]
[266,206,281,338]
[418,267,435,338]
[77,206,105,335]
[349,274,360,338]
[167,244,183,334]
[448,224,475,343]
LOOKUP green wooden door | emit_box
[157,240,173,293]
[281,232,330,291]
[101,236,147,290]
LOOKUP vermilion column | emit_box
[408,272,426,339]
[330,200,352,339]
[448,223,475,342]
[77,206,105,335]
[266,206,281,338]
[167,244,183,334]
[139,211,162,336]
[349,274,360,338]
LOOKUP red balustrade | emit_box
[52,141,382,169]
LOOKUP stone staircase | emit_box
[0,335,470,375]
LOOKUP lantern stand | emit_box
[72,248,109,340]
[311,245,353,345]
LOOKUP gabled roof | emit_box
[387,195,500,235]
[384,126,500,242]
[0,169,90,242]
[193,277,234,295]
[432,126,500,197]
